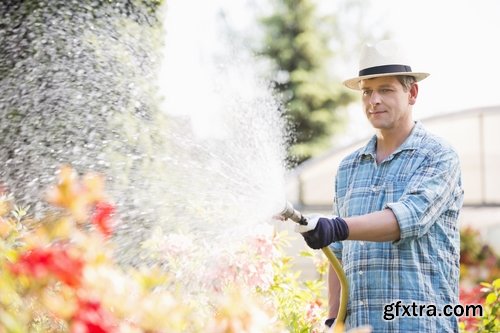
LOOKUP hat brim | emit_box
[343,72,430,90]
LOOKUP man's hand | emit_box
[293,214,321,233]
[296,215,349,249]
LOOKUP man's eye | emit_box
[381,89,391,93]
[362,90,371,96]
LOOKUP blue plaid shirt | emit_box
[330,122,463,332]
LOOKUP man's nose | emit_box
[369,91,382,105]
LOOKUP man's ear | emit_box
[409,83,418,105]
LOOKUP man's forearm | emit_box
[299,209,401,249]
[345,208,400,242]
[328,262,341,319]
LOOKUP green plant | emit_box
[258,235,327,333]
[459,278,500,333]
[0,167,286,332]
[460,227,500,285]
[477,279,500,332]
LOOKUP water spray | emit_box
[279,201,349,326]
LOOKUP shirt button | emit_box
[359,300,365,306]
[359,241,365,246]
[359,270,363,275]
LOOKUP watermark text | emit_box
[383,301,483,321]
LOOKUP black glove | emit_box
[301,216,349,249]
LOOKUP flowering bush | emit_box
[140,223,279,295]
[0,166,286,333]
[459,284,486,332]
[460,227,500,286]
[477,279,500,332]
[459,227,500,332]
[255,235,328,333]
[459,279,500,333]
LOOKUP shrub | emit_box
[0,166,286,332]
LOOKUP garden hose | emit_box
[279,201,348,325]
[321,246,348,325]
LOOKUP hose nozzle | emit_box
[279,201,308,225]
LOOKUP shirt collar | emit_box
[359,121,424,160]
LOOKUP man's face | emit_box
[359,76,417,131]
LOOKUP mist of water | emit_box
[149,0,291,291]
[0,0,291,295]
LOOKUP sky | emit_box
[161,0,500,141]
[373,0,500,117]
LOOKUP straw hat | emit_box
[343,40,430,90]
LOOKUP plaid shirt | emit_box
[330,122,463,332]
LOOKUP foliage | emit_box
[459,284,486,332]
[258,238,328,333]
[477,279,500,333]
[0,0,164,78]
[258,0,355,164]
[459,227,500,332]
[459,279,500,333]
[0,167,286,332]
[460,227,500,285]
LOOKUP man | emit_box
[296,40,464,332]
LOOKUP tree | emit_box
[258,0,355,164]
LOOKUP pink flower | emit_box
[305,299,323,323]
[205,232,277,292]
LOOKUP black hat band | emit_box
[359,64,412,77]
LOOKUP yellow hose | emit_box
[321,246,348,325]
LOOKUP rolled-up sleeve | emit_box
[386,150,462,245]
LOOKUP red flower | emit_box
[91,201,115,237]
[71,298,117,333]
[459,285,485,331]
[9,246,84,287]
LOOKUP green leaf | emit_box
[485,292,498,305]
[299,250,313,257]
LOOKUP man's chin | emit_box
[369,120,388,130]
